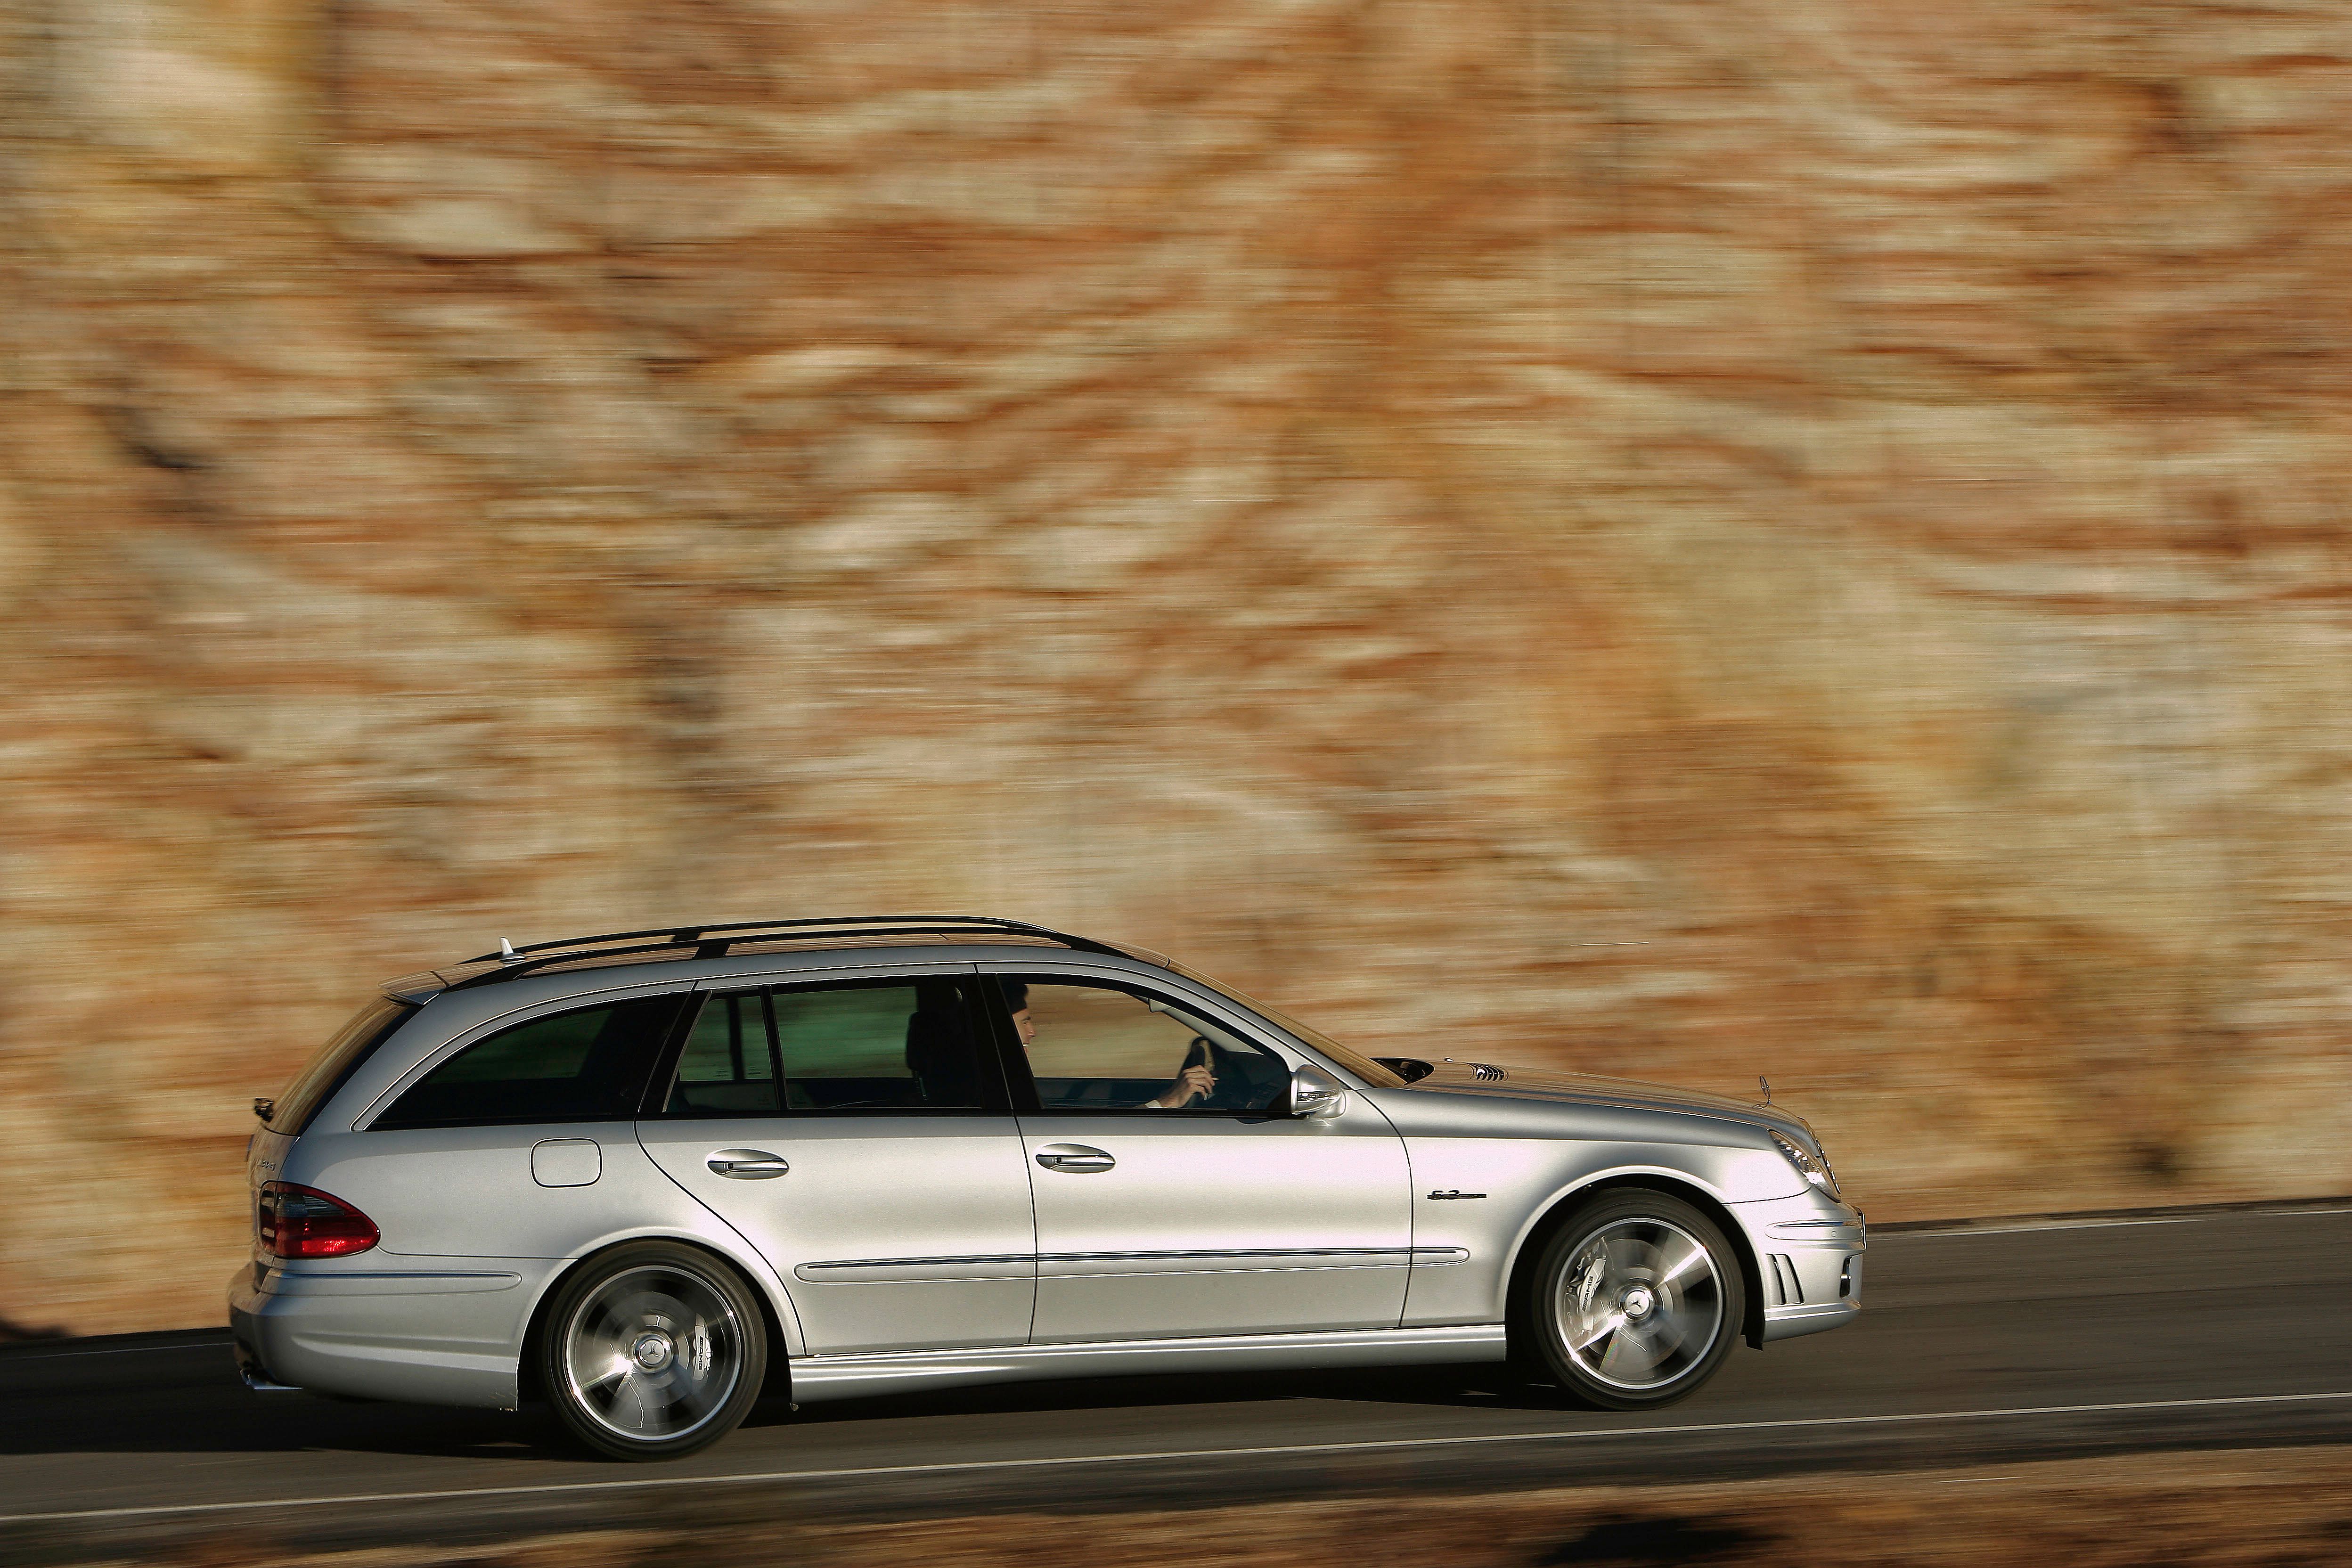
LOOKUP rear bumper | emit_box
[226,1307,300,1390]
[227,1262,530,1410]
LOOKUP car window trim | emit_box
[651,987,781,1118]
[642,964,1012,1119]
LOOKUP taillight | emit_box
[257,1182,379,1259]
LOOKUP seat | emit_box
[903,992,983,1108]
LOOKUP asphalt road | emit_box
[4,1207,2350,1560]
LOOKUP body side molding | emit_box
[797,1246,1471,1282]
[787,1323,1508,1402]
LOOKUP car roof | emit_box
[378,915,1169,1004]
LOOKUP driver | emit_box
[1004,981,1215,1108]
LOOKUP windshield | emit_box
[273,995,416,1135]
[1161,961,1408,1090]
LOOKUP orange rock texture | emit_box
[3,0,2349,1333]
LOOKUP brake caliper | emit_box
[1573,1245,1607,1315]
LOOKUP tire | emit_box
[1523,1190,1744,1411]
[539,1242,769,1461]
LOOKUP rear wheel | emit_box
[540,1242,768,1461]
[1524,1191,1742,1410]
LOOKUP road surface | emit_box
[4,1206,2348,1561]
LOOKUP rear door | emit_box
[635,966,1038,1355]
[988,967,1413,1344]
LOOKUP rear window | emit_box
[273,996,417,1135]
[374,994,685,1129]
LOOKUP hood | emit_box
[1395,1059,1816,1139]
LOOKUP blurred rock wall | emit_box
[3,0,2349,1333]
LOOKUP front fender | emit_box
[1398,1128,1788,1330]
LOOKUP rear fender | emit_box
[515,1228,804,1408]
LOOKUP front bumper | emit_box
[1761,1298,1860,1341]
[1731,1190,1865,1343]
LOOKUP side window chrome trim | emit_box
[349,979,697,1132]
[690,961,978,992]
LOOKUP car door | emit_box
[635,966,1037,1355]
[986,966,1413,1344]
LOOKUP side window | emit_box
[374,994,682,1129]
[1005,979,1289,1113]
[668,992,779,1114]
[774,979,988,1111]
[659,978,995,1113]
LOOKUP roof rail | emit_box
[446,914,1131,988]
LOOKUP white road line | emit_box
[7,1388,2350,1526]
[1888,1208,2352,1238]
[1,1343,224,1362]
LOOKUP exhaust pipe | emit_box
[232,1334,300,1392]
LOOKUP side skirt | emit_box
[788,1323,1510,1404]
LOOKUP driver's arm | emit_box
[1138,1062,1214,1109]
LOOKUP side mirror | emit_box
[1286,1063,1347,1119]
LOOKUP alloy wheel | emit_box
[1552,1216,1725,1391]
[560,1262,747,1446]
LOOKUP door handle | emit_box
[1034,1143,1114,1174]
[708,1149,790,1179]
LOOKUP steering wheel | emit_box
[1185,1037,1272,1111]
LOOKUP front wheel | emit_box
[1523,1191,1743,1410]
[540,1242,769,1461]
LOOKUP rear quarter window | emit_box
[274,996,417,1135]
[373,994,686,1130]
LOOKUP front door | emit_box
[988,969,1412,1344]
[636,967,1037,1355]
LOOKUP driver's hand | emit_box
[1156,1064,1215,1108]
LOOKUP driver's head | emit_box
[1003,981,1035,1048]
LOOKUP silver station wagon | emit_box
[231,916,1863,1460]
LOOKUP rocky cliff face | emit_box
[3,0,2348,1333]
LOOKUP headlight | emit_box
[1770,1129,1841,1198]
